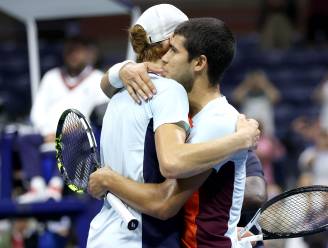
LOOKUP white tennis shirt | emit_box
[30,66,108,135]
[87,74,190,248]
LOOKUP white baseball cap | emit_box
[135,4,188,44]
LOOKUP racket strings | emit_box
[259,191,328,235]
[61,112,98,191]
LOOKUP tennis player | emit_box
[88,6,257,248]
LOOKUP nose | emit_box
[161,50,169,64]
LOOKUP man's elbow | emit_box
[159,158,184,179]
[244,189,268,209]
[155,206,179,220]
[252,191,267,207]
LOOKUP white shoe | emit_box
[17,176,48,204]
[47,176,63,201]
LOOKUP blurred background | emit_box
[0,0,328,247]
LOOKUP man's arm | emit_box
[155,116,259,179]
[101,61,161,101]
[100,71,120,98]
[243,176,267,210]
[88,167,211,220]
[242,151,267,210]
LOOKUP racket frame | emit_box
[56,108,99,193]
[240,185,328,241]
[56,108,139,230]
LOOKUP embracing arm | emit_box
[88,167,210,220]
[100,71,120,98]
[101,61,161,101]
[155,116,260,179]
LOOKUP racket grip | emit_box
[106,193,139,230]
[240,234,263,243]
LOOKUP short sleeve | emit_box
[149,79,190,133]
[246,151,264,177]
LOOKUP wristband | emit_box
[108,60,135,88]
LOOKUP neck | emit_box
[65,65,89,77]
[188,77,221,117]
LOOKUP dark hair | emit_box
[174,18,235,86]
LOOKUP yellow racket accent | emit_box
[57,161,63,170]
[68,184,78,192]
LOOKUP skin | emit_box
[89,34,260,222]
[243,176,267,210]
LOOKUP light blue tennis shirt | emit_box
[87,74,189,248]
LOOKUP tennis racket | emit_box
[55,108,139,230]
[240,185,328,243]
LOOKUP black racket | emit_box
[240,185,328,243]
[56,108,138,230]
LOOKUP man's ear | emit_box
[193,55,207,72]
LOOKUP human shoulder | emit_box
[42,67,61,78]
[149,73,187,95]
[89,68,104,78]
[39,68,62,86]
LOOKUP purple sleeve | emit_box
[246,151,264,178]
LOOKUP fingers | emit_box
[139,68,157,95]
[121,62,158,103]
[238,114,246,120]
[126,85,141,105]
[236,115,261,149]
[87,182,103,200]
[134,74,153,100]
[88,168,110,200]
[130,79,149,102]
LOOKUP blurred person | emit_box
[259,0,297,49]
[297,128,328,248]
[38,216,72,248]
[280,116,318,189]
[88,8,260,247]
[255,122,285,198]
[0,220,11,248]
[313,73,328,130]
[13,218,39,248]
[298,128,328,186]
[232,70,281,136]
[16,36,108,204]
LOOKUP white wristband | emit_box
[107,60,135,88]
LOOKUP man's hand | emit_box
[237,227,257,247]
[88,167,112,200]
[44,133,55,143]
[119,62,162,104]
[236,114,260,150]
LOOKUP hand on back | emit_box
[119,62,162,104]
[236,114,260,150]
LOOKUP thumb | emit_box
[238,114,247,122]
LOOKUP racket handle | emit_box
[106,193,139,230]
[240,234,263,243]
[239,208,261,237]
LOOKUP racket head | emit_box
[258,185,328,240]
[56,109,99,194]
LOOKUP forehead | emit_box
[170,34,186,49]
